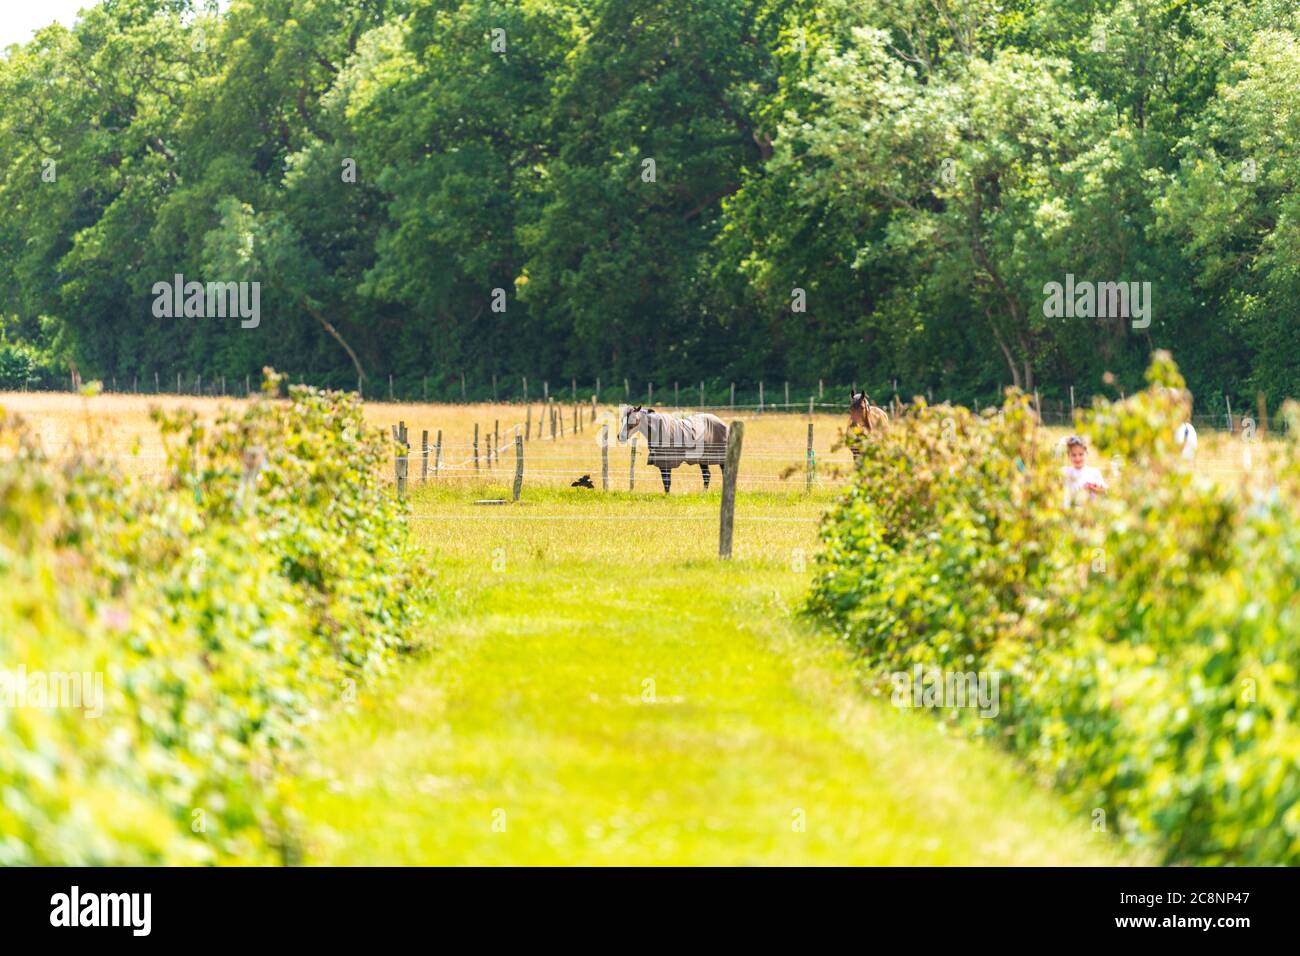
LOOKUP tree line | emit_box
[1,0,1297,408]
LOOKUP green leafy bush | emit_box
[808,352,1300,864]
[0,374,426,863]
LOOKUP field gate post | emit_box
[513,435,524,502]
[719,421,745,559]
[806,423,815,491]
[392,422,409,497]
[422,430,429,484]
[602,425,610,490]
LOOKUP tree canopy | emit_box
[1,0,1297,405]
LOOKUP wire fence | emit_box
[5,390,1285,495]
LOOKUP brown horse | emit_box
[848,391,889,462]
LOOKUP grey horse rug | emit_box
[644,412,728,468]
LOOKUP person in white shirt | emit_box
[1175,419,1197,461]
[1062,435,1107,506]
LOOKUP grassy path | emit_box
[294,486,1133,865]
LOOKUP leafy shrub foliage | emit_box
[808,352,1300,864]
[0,374,425,863]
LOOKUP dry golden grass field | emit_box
[0,391,865,493]
[0,389,1273,497]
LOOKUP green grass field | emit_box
[292,483,1140,865]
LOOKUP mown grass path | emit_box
[295,486,1133,864]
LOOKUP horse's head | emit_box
[617,404,647,444]
[849,391,870,427]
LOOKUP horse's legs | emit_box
[660,466,671,494]
[700,463,711,489]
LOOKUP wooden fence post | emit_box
[629,439,636,491]
[551,403,557,440]
[1225,395,1233,432]
[461,372,466,402]
[422,429,429,484]
[719,421,745,559]
[392,421,409,497]
[495,420,500,461]
[808,396,814,418]
[435,430,442,477]
[523,376,528,402]
[389,374,394,401]
[759,380,764,412]
[785,381,790,408]
[730,382,735,408]
[526,405,532,440]
[474,424,480,471]
[423,375,428,402]
[513,435,524,502]
[1069,385,1075,418]
[806,423,814,491]
[602,425,610,490]
[819,379,823,399]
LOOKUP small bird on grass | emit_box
[571,474,595,489]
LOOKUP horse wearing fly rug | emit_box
[617,405,728,494]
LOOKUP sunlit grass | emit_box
[291,484,1140,865]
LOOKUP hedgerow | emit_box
[0,374,426,864]
[808,352,1300,865]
